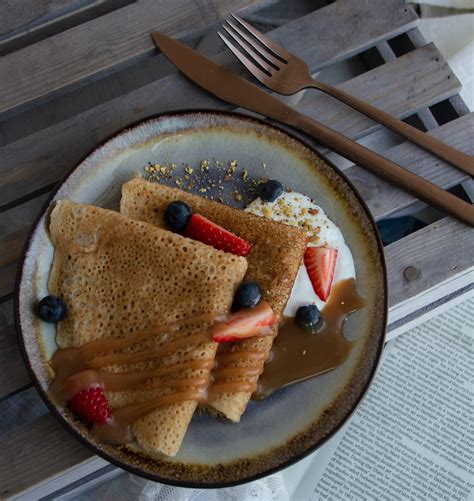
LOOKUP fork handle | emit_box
[310,80,474,177]
[293,113,474,227]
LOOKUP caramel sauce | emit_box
[253,278,365,400]
[49,278,363,445]
[50,328,215,403]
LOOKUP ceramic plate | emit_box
[16,111,387,487]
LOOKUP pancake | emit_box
[120,178,308,421]
[48,200,247,455]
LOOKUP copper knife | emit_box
[152,32,474,227]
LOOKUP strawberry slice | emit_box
[212,301,276,342]
[304,246,338,301]
[69,383,111,424]
[184,214,251,256]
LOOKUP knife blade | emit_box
[152,31,297,126]
[152,31,474,226]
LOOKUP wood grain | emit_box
[0,45,459,208]
[0,0,74,35]
[293,44,460,141]
[0,0,277,116]
[2,213,471,496]
[386,218,474,308]
[0,0,135,56]
[347,113,474,220]
[0,300,31,399]
[0,414,93,498]
[0,193,50,298]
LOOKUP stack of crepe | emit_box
[48,200,247,456]
[120,178,308,422]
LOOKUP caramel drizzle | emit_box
[49,278,363,445]
[49,311,262,443]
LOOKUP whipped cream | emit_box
[245,191,355,315]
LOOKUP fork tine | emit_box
[222,25,276,75]
[225,18,282,69]
[230,13,289,62]
[218,32,271,84]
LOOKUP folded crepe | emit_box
[120,178,308,421]
[48,200,247,456]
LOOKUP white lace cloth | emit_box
[75,472,288,501]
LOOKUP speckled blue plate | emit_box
[16,111,387,487]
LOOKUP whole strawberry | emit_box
[69,386,111,424]
[184,214,251,256]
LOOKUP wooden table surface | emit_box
[1,0,473,498]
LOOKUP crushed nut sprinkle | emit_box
[142,157,272,205]
[263,206,272,218]
[282,206,293,218]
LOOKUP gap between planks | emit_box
[1,214,473,497]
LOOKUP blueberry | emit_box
[37,295,67,323]
[232,281,262,311]
[164,201,192,231]
[295,304,322,331]
[259,179,283,202]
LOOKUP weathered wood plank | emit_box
[376,39,440,132]
[267,0,417,72]
[0,414,93,499]
[0,0,75,36]
[346,113,474,220]
[386,218,474,309]
[0,300,30,400]
[292,43,459,141]
[2,214,472,496]
[0,194,49,298]
[0,0,136,56]
[407,26,471,119]
[0,0,277,117]
[0,43,458,208]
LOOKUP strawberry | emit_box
[304,246,338,301]
[69,385,111,424]
[184,214,251,256]
[212,301,276,342]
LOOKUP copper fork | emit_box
[218,14,474,177]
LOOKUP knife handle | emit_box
[294,114,474,227]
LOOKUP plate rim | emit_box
[14,108,388,488]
